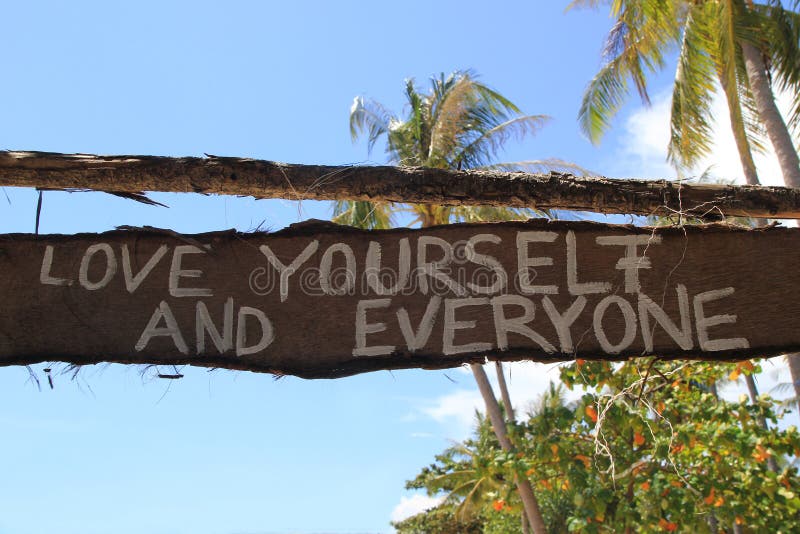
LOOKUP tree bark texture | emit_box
[741,42,800,188]
[786,354,800,411]
[495,361,516,421]
[2,150,800,220]
[471,364,548,534]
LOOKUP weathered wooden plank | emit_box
[2,150,800,219]
[0,219,797,378]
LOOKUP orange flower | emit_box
[585,405,599,423]
[658,518,678,531]
[656,401,666,415]
[576,358,586,366]
[753,444,771,462]
[704,488,716,505]
[640,481,651,491]
[574,454,591,468]
[634,432,646,446]
[492,499,506,511]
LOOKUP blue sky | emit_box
[0,2,793,533]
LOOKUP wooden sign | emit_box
[1,219,798,378]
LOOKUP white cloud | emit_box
[417,362,579,440]
[501,361,577,416]
[390,493,444,523]
[610,91,674,180]
[608,88,792,187]
[420,388,483,437]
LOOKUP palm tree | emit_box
[340,70,581,229]
[741,0,800,187]
[411,412,511,520]
[574,1,800,180]
[343,70,572,533]
[573,0,800,406]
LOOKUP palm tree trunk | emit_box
[471,363,547,534]
[495,360,528,531]
[495,361,516,421]
[786,355,800,410]
[744,372,759,403]
[741,42,800,188]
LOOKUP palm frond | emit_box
[579,0,680,143]
[456,477,493,519]
[669,5,717,167]
[429,74,481,167]
[391,79,431,166]
[713,0,769,153]
[579,59,632,143]
[565,0,608,12]
[531,381,568,417]
[471,81,524,115]
[757,2,800,135]
[332,200,394,229]
[451,115,551,170]
[349,96,396,155]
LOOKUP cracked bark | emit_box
[2,150,800,220]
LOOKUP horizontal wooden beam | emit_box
[2,150,800,219]
[1,219,797,378]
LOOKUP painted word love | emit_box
[0,219,798,378]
